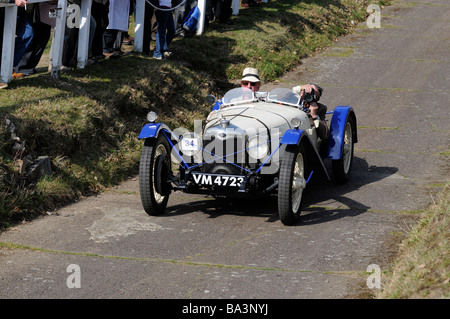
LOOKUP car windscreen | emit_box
[267,88,300,107]
[222,88,257,107]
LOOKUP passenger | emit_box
[295,83,329,141]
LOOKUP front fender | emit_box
[281,129,330,180]
[280,129,304,145]
[138,123,172,139]
[328,106,357,160]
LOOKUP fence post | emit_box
[50,0,67,79]
[196,0,205,35]
[134,0,145,52]
[77,0,92,69]
[1,5,17,84]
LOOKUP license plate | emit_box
[191,173,244,187]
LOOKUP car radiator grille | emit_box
[201,135,246,175]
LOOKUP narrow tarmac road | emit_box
[1,0,449,305]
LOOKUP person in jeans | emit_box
[0,0,33,80]
[153,0,175,60]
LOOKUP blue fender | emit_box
[280,129,330,180]
[280,129,304,145]
[138,123,164,139]
[328,106,357,160]
[138,123,162,139]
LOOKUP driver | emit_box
[240,67,261,93]
[211,67,261,111]
[294,83,329,142]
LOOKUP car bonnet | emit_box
[205,102,301,133]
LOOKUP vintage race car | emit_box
[138,87,357,225]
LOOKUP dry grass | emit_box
[377,185,450,298]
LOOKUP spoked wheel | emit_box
[332,117,355,184]
[278,144,307,226]
[139,134,172,215]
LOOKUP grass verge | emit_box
[377,185,449,299]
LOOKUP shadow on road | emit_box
[162,156,398,226]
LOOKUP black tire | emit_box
[332,117,355,184]
[278,144,307,225]
[139,134,171,216]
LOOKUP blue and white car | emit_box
[138,87,357,225]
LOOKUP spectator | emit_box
[91,0,109,61]
[153,0,175,60]
[103,0,130,58]
[211,0,233,25]
[59,0,97,68]
[0,0,34,79]
[204,0,214,27]
[122,0,135,44]
[62,0,82,67]
[174,0,197,37]
[14,2,34,78]
[15,2,54,76]
[142,0,156,55]
[241,0,256,7]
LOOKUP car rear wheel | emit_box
[332,117,354,184]
[139,134,171,215]
[278,144,307,225]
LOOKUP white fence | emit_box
[0,0,265,84]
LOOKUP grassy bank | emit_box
[1,0,375,225]
[377,185,449,299]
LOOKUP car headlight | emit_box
[180,133,202,156]
[147,111,158,123]
[247,135,269,159]
[291,117,302,128]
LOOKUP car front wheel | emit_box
[278,144,307,225]
[139,134,171,216]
